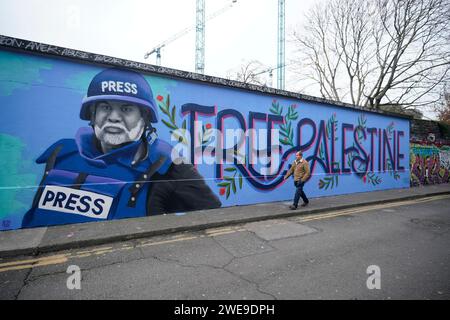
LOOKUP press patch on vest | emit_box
[38,185,113,219]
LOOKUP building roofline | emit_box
[0,34,412,120]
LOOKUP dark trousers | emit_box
[293,180,309,207]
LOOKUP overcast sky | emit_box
[0,0,322,85]
[0,0,438,119]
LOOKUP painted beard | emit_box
[94,118,145,147]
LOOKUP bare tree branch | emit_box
[226,60,272,86]
[290,0,450,115]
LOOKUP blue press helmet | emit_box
[80,68,159,123]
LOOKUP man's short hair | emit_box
[296,151,303,156]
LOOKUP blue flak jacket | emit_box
[22,127,221,228]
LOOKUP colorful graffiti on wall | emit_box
[0,48,410,230]
[410,143,450,186]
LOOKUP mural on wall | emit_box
[410,143,450,186]
[20,68,222,228]
[0,48,410,230]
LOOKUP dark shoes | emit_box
[289,202,309,210]
[290,202,309,210]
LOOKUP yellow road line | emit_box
[94,250,116,255]
[0,256,68,273]
[0,254,69,268]
[205,227,235,234]
[208,230,240,237]
[137,236,198,248]
[74,247,114,255]
[72,253,92,259]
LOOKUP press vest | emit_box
[22,127,173,228]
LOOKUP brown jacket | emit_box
[284,159,310,183]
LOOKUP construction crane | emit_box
[144,0,238,68]
[195,0,206,74]
[252,66,276,87]
[252,62,290,88]
[196,0,237,73]
[143,26,191,65]
[277,0,285,90]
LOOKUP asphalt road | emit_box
[1,194,449,300]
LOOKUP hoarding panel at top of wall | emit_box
[0,49,410,231]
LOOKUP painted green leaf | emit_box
[239,175,243,189]
[159,105,169,116]
[162,119,177,130]
[318,180,324,189]
[217,182,230,187]
[171,106,176,122]
[231,179,236,193]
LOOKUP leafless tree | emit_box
[226,60,273,86]
[291,0,450,112]
[434,87,450,123]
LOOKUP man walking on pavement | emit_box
[284,151,310,210]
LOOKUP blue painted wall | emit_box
[0,49,410,230]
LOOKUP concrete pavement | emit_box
[1,191,449,300]
[1,184,449,258]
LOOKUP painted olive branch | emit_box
[198,124,213,145]
[217,167,243,199]
[318,175,339,190]
[357,114,367,141]
[269,101,298,147]
[157,94,188,146]
[365,173,382,186]
[326,113,338,141]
